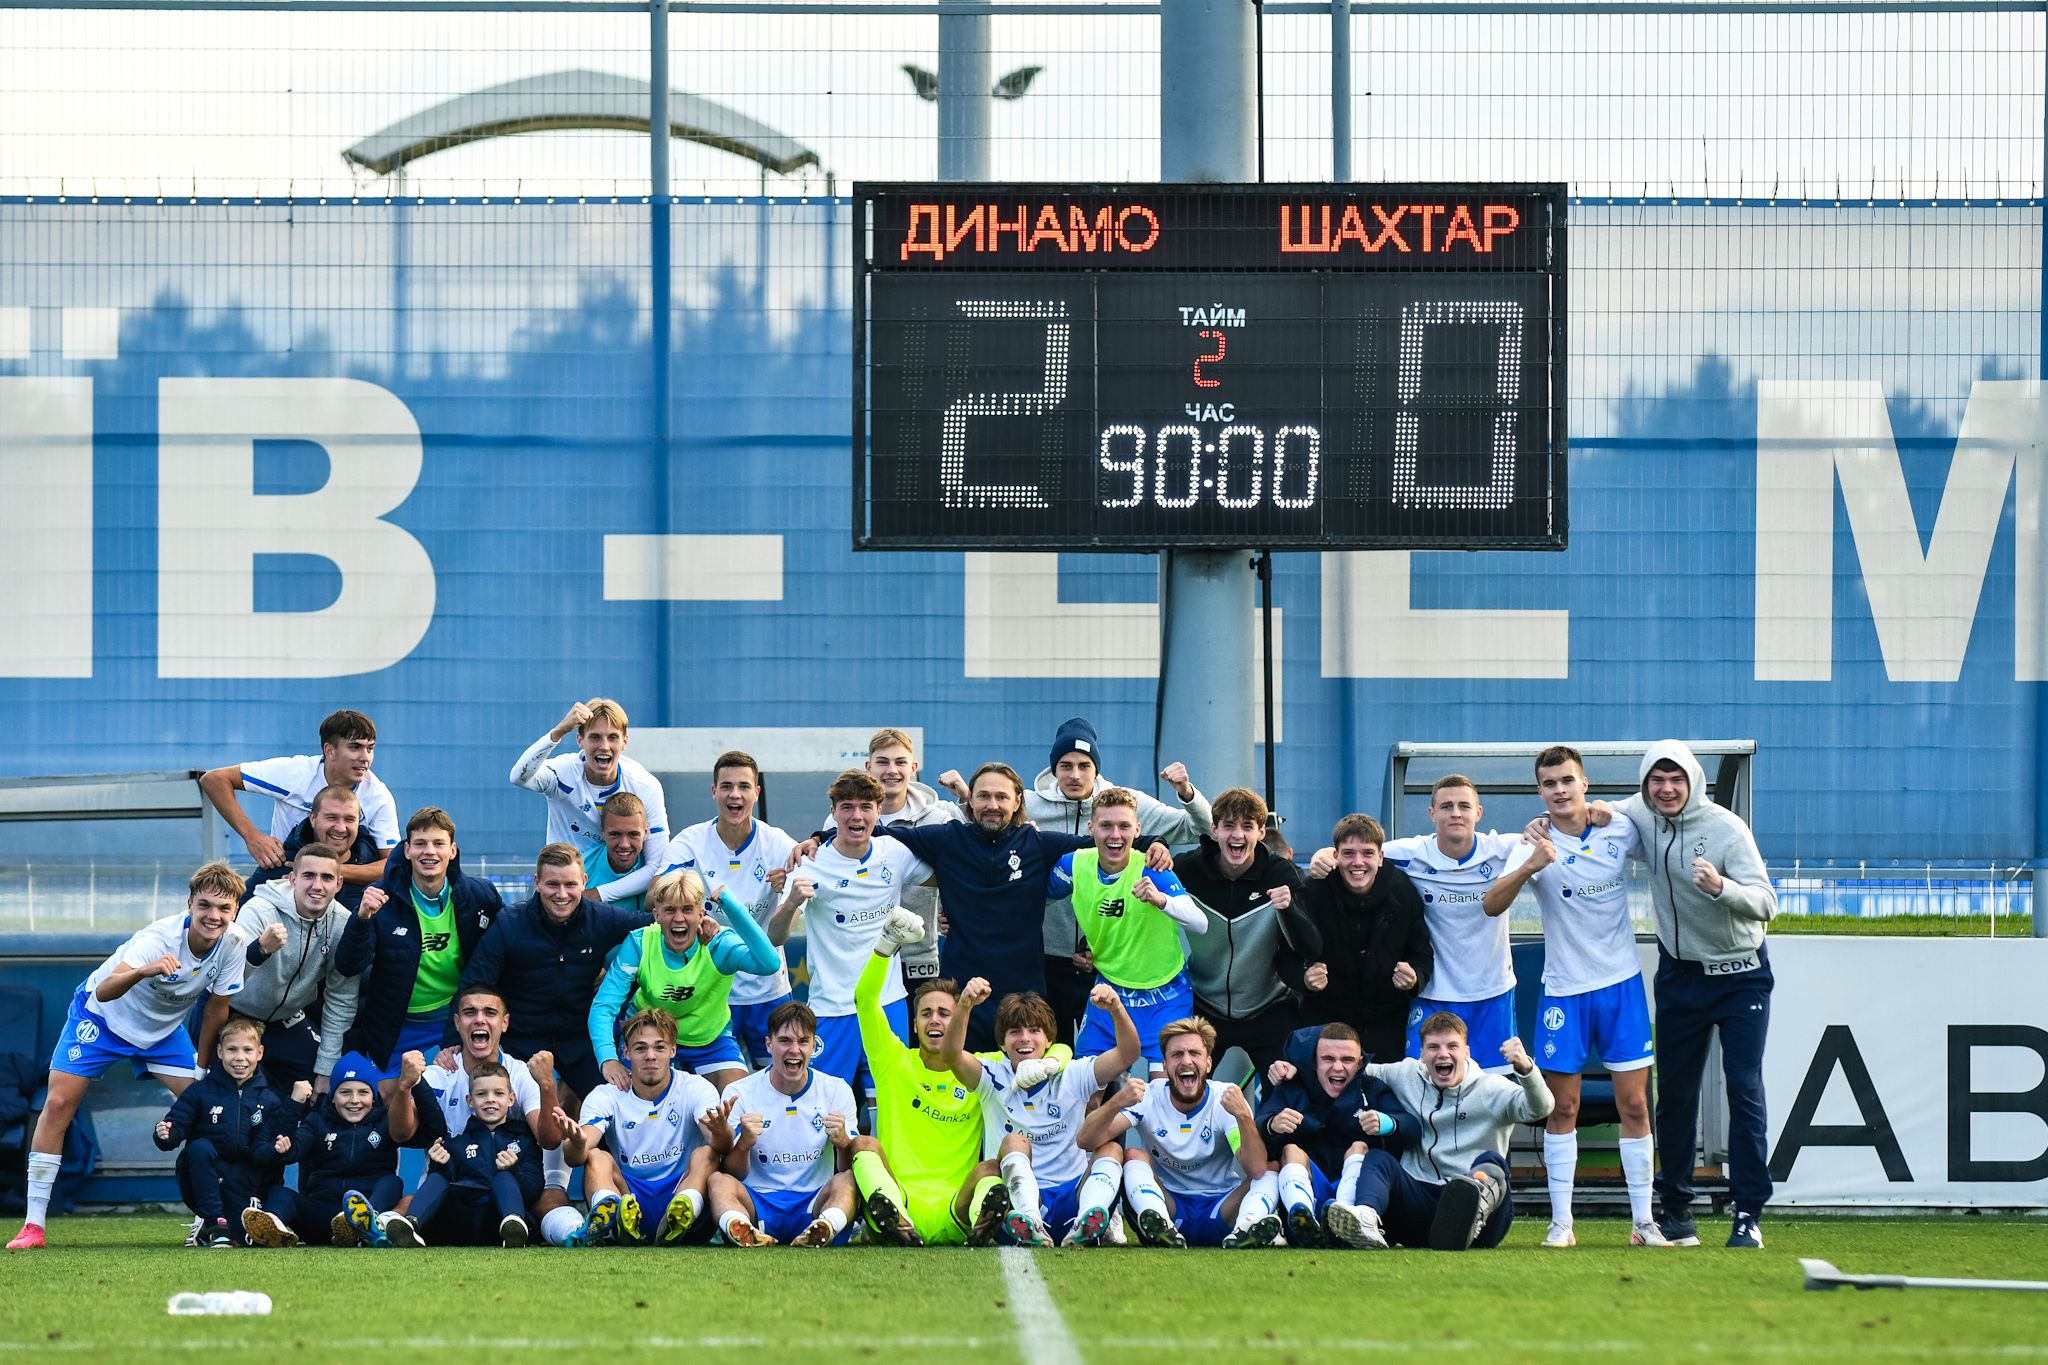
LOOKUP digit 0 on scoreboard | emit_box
[853,183,1566,551]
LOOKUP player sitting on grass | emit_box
[1322,1012,1553,1252]
[242,1053,403,1248]
[588,869,777,1094]
[386,1062,544,1248]
[1257,1022,1415,1247]
[939,979,1139,1247]
[553,1008,724,1247]
[846,907,989,1246]
[1049,788,1207,1078]
[706,1002,862,1248]
[1076,1017,1280,1249]
[152,1015,289,1247]
[10,862,251,1252]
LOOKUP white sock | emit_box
[719,1209,750,1238]
[1000,1150,1041,1217]
[1336,1151,1365,1207]
[540,1205,584,1246]
[681,1188,704,1218]
[1078,1155,1121,1213]
[1543,1131,1577,1227]
[818,1205,849,1235]
[1278,1161,1316,1216]
[25,1152,59,1226]
[1619,1134,1654,1223]
[1121,1161,1169,1222]
[1233,1171,1279,1229]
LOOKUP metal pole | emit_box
[1157,0,1260,802]
[390,161,409,376]
[2037,40,2047,937]
[651,0,675,726]
[1331,0,1353,180]
[938,0,993,181]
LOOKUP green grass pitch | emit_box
[7,1214,2045,1361]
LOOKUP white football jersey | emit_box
[979,1055,1104,1186]
[81,913,248,1046]
[792,840,930,1016]
[1507,820,1643,996]
[721,1067,859,1194]
[1382,831,1523,1002]
[579,1071,720,1188]
[512,741,669,859]
[662,819,797,1006]
[240,754,398,847]
[1121,1079,1244,1198]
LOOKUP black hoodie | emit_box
[1298,861,1434,1042]
[1175,837,1317,1019]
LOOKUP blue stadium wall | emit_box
[0,200,2038,866]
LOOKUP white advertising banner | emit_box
[1763,937,2048,1207]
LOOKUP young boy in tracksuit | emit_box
[240,1052,404,1248]
[153,1016,291,1246]
[385,1061,544,1248]
[1256,1021,1416,1246]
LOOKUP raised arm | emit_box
[764,872,814,947]
[1217,1082,1268,1178]
[586,939,640,1074]
[511,702,591,791]
[1088,982,1143,1085]
[939,978,989,1089]
[1133,868,1205,934]
[1483,837,1552,918]
[706,889,778,977]
[1077,1074,1146,1150]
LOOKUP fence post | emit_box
[651,0,675,727]
[1331,0,1352,181]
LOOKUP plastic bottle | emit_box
[166,1291,273,1316]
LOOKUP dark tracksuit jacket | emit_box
[1297,863,1434,1064]
[458,893,649,1092]
[276,1093,404,1210]
[155,1064,291,1223]
[411,1098,547,1240]
[1256,1023,1418,1178]
[241,817,386,913]
[339,847,503,1065]
[875,819,1095,1038]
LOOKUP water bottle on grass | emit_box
[166,1292,273,1316]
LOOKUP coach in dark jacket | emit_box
[1297,815,1433,1063]
[459,844,649,1096]
[340,819,502,1070]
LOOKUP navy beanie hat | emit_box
[1049,717,1100,773]
[331,1051,379,1092]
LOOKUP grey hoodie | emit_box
[1363,1056,1553,1184]
[1027,768,1214,957]
[1613,739,1777,973]
[831,779,960,978]
[236,881,363,1075]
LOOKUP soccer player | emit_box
[1257,1022,1415,1247]
[659,750,799,1065]
[1049,788,1207,1075]
[9,861,250,1251]
[510,698,670,905]
[1325,1013,1552,1252]
[1175,787,1318,1073]
[707,1002,862,1248]
[867,763,1171,1052]
[841,728,960,984]
[583,793,650,911]
[1297,814,1432,1063]
[227,842,360,1093]
[587,868,778,1094]
[383,985,573,1243]
[1482,745,1667,1249]
[1022,718,1213,1044]
[769,770,930,1099]
[1563,741,1778,1250]
[554,1008,725,1246]
[152,1016,290,1247]
[200,709,396,879]
[844,907,990,1246]
[461,843,648,1099]
[1077,1017,1279,1249]
[1312,777,1519,1069]
[939,978,1140,1247]
[242,1054,404,1249]
[239,784,390,915]
[341,808,503,1080]
[388,1064,545,1248]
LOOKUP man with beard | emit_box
[240,785,389,915]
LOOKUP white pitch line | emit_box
[997,1245,1085,1365]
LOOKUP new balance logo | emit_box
[1098,897,1127,920]
[420,932,452,953]
[659,984,696,1003]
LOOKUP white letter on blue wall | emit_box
[0,377,94,677]
[157,377,436,678]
